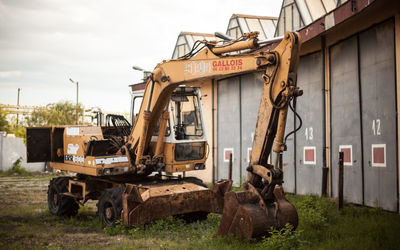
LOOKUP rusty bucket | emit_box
[216,184,298,239]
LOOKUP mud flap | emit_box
[216,185,298,239]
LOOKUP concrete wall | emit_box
[0,133,44,172]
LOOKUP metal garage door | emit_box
[359,19,397,211]
[239,73,264,185]
[217,74,265,186]
[330,36,363,204]
[295,52,324,195]
[217,77,241,185]
[217,73,297,190]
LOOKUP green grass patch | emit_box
[1,174,400,249]
[287,194,400,250]
[67,206,103,232]
[103,214,258,249]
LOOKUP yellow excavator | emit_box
[26,31,301,239]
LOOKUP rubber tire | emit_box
[97,187,125,227]
[48,177,79,217]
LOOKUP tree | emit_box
[0,107,10,132]
[26,101,84,126]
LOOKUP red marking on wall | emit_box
[303,146,316,165]
[224,148,233,162]
[305,149,314,162]
[373,147,385,164]
[372,144,386,167]
[341,148,351,163]
[339,145,352,166]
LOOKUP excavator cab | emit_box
[170,87,204,141]
[132,86,205,139]
[131,86,208,173]
[168,87,207,167]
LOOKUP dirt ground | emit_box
[0,175,138,249]
[0,174,246,250]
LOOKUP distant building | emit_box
[226,14,277,40]
[274,0,340,36]
[172,32,221,59]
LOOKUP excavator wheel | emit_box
[97,186,125,227]
[47,177,79,217]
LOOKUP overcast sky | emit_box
[0,0,282,113]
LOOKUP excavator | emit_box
[26,31,301,239]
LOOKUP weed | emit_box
[104,221,128,236]
[11,157,27,174]
[258,224,308,250]
[0,157,43,177]
[296,195,329,228]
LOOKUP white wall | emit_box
[0,133,45,172]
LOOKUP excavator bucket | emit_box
[216,185,298,239]
[121,179,232,226]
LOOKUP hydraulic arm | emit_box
[124,32,300,175]
[216,32,302,238]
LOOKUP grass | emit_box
[288,194,400,249]
[104,214,257,250]
[0,174,400,249]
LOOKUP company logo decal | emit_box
[184,59,243,75]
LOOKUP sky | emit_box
[0,0,282,113]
